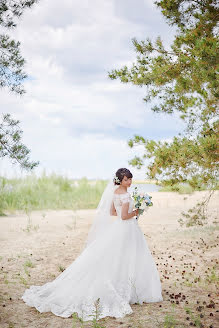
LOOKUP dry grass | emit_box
[0,191,218,328]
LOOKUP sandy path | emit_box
[0,190,218,328]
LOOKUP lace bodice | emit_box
[113,192,134,220]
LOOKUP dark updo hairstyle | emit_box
[113,168,133,186]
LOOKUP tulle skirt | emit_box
[21,217,163,321]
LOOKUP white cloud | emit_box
[1,0,182,179]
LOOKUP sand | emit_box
[0,190,218,328]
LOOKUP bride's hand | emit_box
[134,209,139,216]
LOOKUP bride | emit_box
[21,168,163,321]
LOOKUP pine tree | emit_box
[108,0,219,226]
[0,1,39,170]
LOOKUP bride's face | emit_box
[121,176,132,187]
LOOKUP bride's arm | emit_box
[110,201,117,216]
[121,202,138,220]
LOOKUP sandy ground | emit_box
[0,190,218,328]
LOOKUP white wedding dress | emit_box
[21,191,163,321]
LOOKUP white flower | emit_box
[142,202,147,210]
[113,175,120,184]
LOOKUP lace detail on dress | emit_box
[113,193,133,220]
[121,194,130,204]
[114,193,131,206]
[113,193,130,204]
[21,274,163,321]
[21,280,134,321]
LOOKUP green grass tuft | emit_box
[0,173,108,211]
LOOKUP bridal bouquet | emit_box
[131,187,153,220]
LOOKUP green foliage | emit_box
[0,1,40,170]
[108,0,219,227]
[108,0,218,192]
[0,113,40,170]
[163,313,178,328]
[109,1,218,133]
[0,0,39,28]
[127,122,218,189]
[0,34,27,94]
[58,265,65,272]
[24,260,34,268]
[0,0,39,94]
[178,189,216,227]
[0,172,109,211]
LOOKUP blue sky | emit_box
[0,0,186,180]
